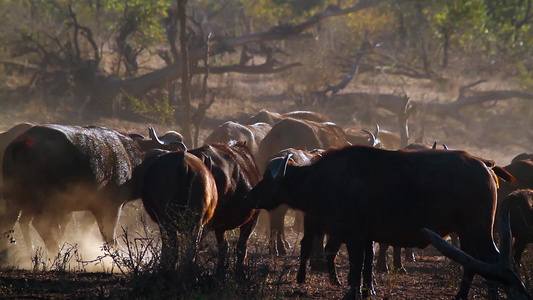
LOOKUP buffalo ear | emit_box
[171,141,188,152]
[269,154,293,179]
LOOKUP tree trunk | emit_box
[178,0,192,147]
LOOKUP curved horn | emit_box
[432,141,437,149]
[269,154,293,179]
[442,144,449,150]
[374,123,380,138]
[362,129,377,147]
[128,133,145,140]
[149,127,165,145]
[203,154,212,171]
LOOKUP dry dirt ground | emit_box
[0,222,511,299]
[0,72,530,299]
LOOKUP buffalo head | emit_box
[247,154,292,211]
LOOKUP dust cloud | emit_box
[4,200,159,273]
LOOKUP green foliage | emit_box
[126,92,176,125]
[104,0,171,46]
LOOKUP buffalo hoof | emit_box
[342,287,359,300]
[296,271,306,284]
[277,245,287,256]
[393,266,407,274]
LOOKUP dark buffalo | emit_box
[247,146,513,299]
[1,125,180,260]
[265,148,325,268]
[377,141,450,273]
[143,141,261,276]
[499,189,533,266]
[512,153,533,164]
[255,118,348,256]
[142,150,218,269]
[204,121,271,156]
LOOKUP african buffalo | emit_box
[265,148,326,270]
[143,141,261,277]
[142,150,218,269]
[512,153,533,164]
[424,190,531,300]
[247,146,513,299]
[204,121,271,156]
[255,118,348,256]
[244,110,329,126]
[1,125,180,260]
[499,189,533,266]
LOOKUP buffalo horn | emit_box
[374,123,380,138]
[432,141,437,149]
[269,154,293,179]
[362,129,378,147]
[422,214,530,299]
[203,154,212,171]
[443,144,449,150]
[128,133,145,140]
[149,127,165,145]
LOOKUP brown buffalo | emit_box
[500,189,533,266]
[141,150,218,269]
[247,146,513,299]
[143,141,261,277]
[204,121,271,155]
[244,110,330,126]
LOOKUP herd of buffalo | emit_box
[1,110,533,299]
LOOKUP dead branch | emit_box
[192,33,215,148]
[398,96,416,148]
[458,79,487,98]
[332,86,533,126]
[322,33,371,95]
[195,61,302,75]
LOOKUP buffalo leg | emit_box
[92,204,123,245]
[236,211,260,278]
[297,215,317,283]
[376,243,389,273]
[344,238,365,299]
[393,247,407,274]
[215,230,229,277]
[513,238,527,268]
[159,223,178,270]
[309,230,327,272]
[325,235,342,286]
[18,211,34,254]
[32,213,60,256]
[456,233,499,300]
[268,205,289,256]
[404,247,415,262]
[0,203,23,263]
[363,240,375,297]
